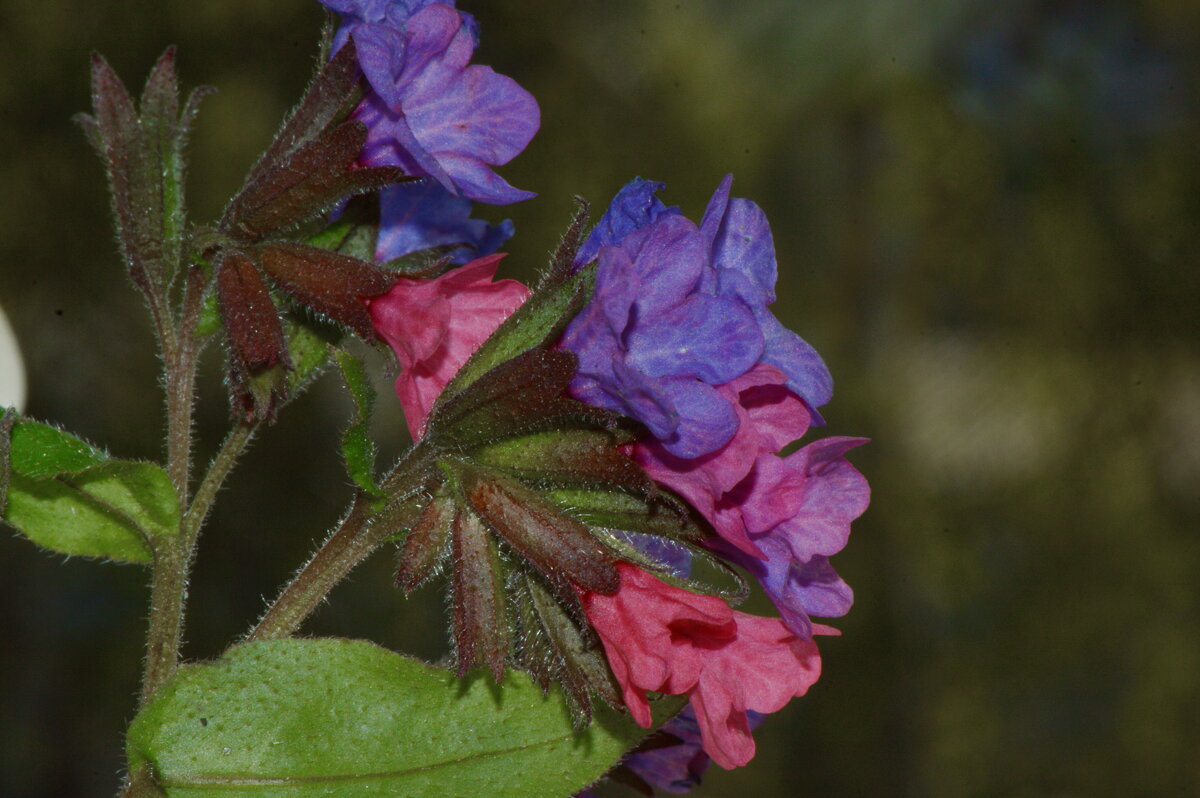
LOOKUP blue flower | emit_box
[575,707,765,796]
[319,1,539,204]
[376,179,512,264]
[561,177,832,459]
[620,707,714,793]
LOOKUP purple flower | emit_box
[576,707,765,796]
[376,179,512,264]
[715,438,869,638]
[572,178,678,268]
[320,1,539,204]
[561,177,831,459]
[620,707,713,793]
[699,175,832,418]
[321,0,443,53]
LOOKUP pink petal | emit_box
[760,437,870,562]
[582,565,829,771]
[368,254,530,438]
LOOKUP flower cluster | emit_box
[369,173,869,789]
[67,1,869,794]
[561,178,867,773]
[330,2,867,791]
[561,176,834,458]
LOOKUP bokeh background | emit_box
[2,0,1198,795]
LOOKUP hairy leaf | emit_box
[126,638,680,797]
[1,418,179,564]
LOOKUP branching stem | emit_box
[246,447,432,642]
[182,421,256,555]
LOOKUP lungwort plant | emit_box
[1,3,868,796]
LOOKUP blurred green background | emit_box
[2,0,1198,795]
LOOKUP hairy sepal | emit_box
[75,48,210,296]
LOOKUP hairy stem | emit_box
[246,447,432,642]
[182,421,256,555]
[119,763,165,798]
[136,266,210,709]
[165,266,206,505]
[139,535,187,707]
[246,496,376,643]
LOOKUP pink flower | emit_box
[582,563,828,770]
[635,363,811,558]
[635,361,867,638]
[367,253,530,438]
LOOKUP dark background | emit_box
[2,0,1198,795]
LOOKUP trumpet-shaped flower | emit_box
[367,254,530,438]
[581,563,826,770]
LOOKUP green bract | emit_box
[439,206,593,401]
[127,638,682,797]
[335,349,386,502]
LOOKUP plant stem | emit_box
[246,447,432,642]
[246,496,375,642]
[182,421,256,554]
[164,266,205,505]
[135,267,210,710]
[138,535,187,707]
[119,763,164,798]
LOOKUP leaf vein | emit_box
[160,731,583,788]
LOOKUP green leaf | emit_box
[334,350,384,501]
[1,417,179,564]
[442,265,595,401]
[194,288,221,340]
[127,638,681,798]
[6,418,109,477]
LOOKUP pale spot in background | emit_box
[879,333,1081,488]
[0,303,25,411]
